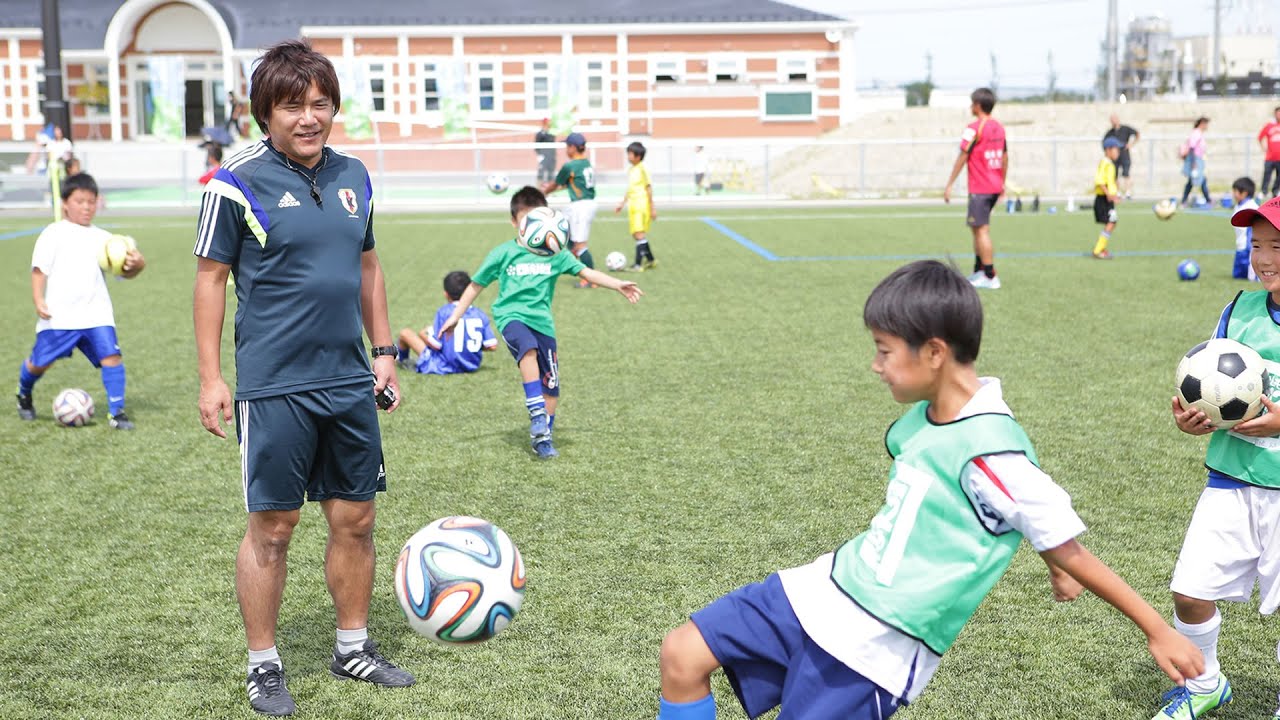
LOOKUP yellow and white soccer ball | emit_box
[1153,199,1178,221]
[99,234,137,276]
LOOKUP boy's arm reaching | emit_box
[438,282,485,336]
[578,268,643,303]
[1041,539,1204,685]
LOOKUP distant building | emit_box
[1118,15,1179,100]
[0,0,857,143]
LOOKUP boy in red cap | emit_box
[1157,195,1280,720]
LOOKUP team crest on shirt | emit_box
[337,188,358,216]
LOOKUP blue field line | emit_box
[699,217,779,260]
[0,227,44,242]
[779,248,1235,262]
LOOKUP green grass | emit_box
[0,204,1271,718]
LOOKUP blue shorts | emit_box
[28,326,121,368]
[501,321,559,397]
[690,573,901,720]
[235,383,386,512]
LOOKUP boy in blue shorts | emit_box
[657,260,1203,719]
[439,186,642,459]
[17,172,146,429]
[1230,177,1259,280]
[396,270,497,375]
[1161,196,1280,720]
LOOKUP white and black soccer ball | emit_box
[394,516,525,645]
[517,206,568,257]
[53,388,95,427]
[1175,339,1269,429]
[1154,199,1178,220]
[485,173,509,194]
[605,251,627,271]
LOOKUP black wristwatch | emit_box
[370,345,398,360]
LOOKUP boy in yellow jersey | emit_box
[1093,137,1122,259]
[615,141,656,271]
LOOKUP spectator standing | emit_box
[1103,114,1140,200]
[1258,106,1280,199]
[535,118,556,184]
[1180,117,1212,207]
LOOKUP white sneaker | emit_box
[967,271,985,285]
[970,274,1001,289]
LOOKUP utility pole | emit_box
[1211,0,1221,79]
[1105,0,1118,100]
[40,0,68,138]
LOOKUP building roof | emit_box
[3,0,842,51]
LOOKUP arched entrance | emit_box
[103,0,235,141]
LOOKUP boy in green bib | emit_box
[1162,195,1280,720]
[656,260,1203,720]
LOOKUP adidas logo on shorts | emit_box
[278,192,301,208]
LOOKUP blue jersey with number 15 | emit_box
[416,302,497,375]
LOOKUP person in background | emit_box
[1103,114,1140,200]
[535,118,556,185]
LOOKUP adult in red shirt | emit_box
[1259,106,1280,199]
[944,87,1007,289]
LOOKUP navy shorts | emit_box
[501,321,559,397]
[28,326,121,368]
[965,193,999,228]
[690,573,901,720]
[235,383,386,512]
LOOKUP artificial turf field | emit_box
[0,203,1274,719]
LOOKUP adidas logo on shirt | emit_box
[278,192,301,208]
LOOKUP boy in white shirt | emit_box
[17,173,145,429]
[1231,177,1260,281]
[656,260,1203,719]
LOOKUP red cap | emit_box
[1231,195,1280,229]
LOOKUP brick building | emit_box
[0,0,856,144]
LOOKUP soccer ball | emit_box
[517,206,568,256]
[1175,338,1269,429]
[1154,199,1178,220]
[605,251,627,271]
[53,388,95,427]
[485,174,509,194]
[394,516,525,644]
[99,234,136,276]
[1177,259,1201,281]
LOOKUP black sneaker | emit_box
[247,663,296,717]
[108,412,135,430]
[16,393,35,421]
[329,640,415,687]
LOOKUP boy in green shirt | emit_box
[440,186,642,458]
[656,260,1202,719]
[542,132,597,289]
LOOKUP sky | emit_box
[783,0,1280,92]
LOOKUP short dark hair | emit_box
[443,270,471,301]
[626,141,647,160]
[61,171,98,201]
[1194,116,1209,129]
[250,39,341,134]
[1233,177,1256,197]
[208,145,223,163]
[971,88,996,114]
[509,185,548,219]
[863,260,983,364]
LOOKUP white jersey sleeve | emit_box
[30,224,56,274]
[960,452,1086,551]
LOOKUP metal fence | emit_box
[0,133,1269,211]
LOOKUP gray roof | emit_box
[1,0,841,51]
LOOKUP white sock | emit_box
[248,645,281,675]
[1175,611,1222,694]
[336,627,368,655]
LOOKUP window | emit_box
[649,56,684,84]
[760,86,815,121]
[421,62,440,112]
[474,61,498,112]
[22,61,44,121]
[529,60,550,111]
[708,54,744,83]
[367,62,388,112]
[778,55,814,83]
[585,60,606,111]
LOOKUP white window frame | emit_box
[0,60,8,123]
[649,54,685,84]
[527,60,551,112]
[582,59,608,114]
[473,60,500,113]
[708,54,745,84]
[759,84,817,122]
[22,60,43,122]
[419,61,441,113]
[777,54,815,84]
[366,60,390,114]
